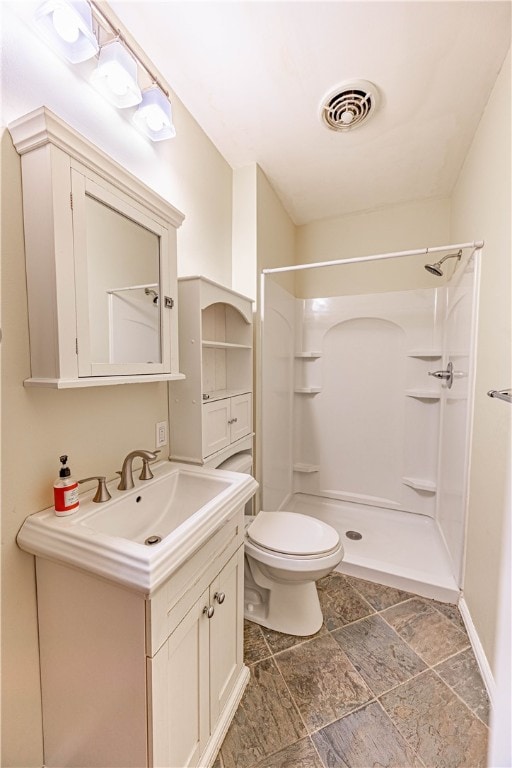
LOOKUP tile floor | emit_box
[215,573,490,768]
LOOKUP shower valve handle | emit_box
[428,362,454,388]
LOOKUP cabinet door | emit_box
[148,589,209,768]
[203,399,231,457]
[209,547,244,729]
[230,393,252,443]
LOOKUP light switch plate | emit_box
[156,420,168,448]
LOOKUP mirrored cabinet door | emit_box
[72,172,171,377]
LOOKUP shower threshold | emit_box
[286,493,460,603]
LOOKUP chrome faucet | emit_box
[118,449,159,491]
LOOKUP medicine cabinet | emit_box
[8,107,185,387]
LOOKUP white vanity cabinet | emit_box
[34,508,247,768]
[169,277,254,466]
[8,107,185,388]
[149,548,244,767]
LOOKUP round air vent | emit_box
[321,79,379,132]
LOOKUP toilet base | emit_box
[244,559,323,636]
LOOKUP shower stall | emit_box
[260,243,482,602]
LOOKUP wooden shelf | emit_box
[24,373,186,388]
[202,341,252,350]
[202,388,252,403]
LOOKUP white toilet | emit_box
[244,511,344,636]
[217,452,344,637]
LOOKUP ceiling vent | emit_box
[321,80,379,132]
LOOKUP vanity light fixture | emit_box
[133,86,176,141]
[34,0,99,63]
[90,40,142,108]
[34,0,175,139]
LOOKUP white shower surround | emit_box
[261,251,479,602]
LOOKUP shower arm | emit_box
[435,251,462,266]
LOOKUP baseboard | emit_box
[458,596,496,707]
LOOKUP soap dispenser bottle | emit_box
[53,455,79,516]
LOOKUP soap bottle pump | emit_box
[53,455,79,516]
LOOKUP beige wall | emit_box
[1,7,234,767]
[451,48,511,673]
[296,197,451,297]
[232,165,258,300]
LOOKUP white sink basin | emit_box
[17,460,257,594]
[84,471,231,544]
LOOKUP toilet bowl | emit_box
[244,510,344,636]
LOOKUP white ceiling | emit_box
[110,1,511,225]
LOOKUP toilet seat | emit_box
[247,511,340,558]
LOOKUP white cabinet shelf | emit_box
[170,277,253,466]
[202,341,252,350]
[295,387,321,394]
[295,352,322,359]
[202,388,251,402]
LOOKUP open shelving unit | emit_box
[169,277,254,467]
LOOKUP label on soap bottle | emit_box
[54,484,79,515]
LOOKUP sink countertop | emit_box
[17,460,258,595]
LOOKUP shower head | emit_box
[424,250,462,277]
[424,262,444,277]
[144,288,159,304]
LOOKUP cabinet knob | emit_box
[203,605,215,619]
[214,591,226,605]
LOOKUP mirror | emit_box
[85,194,161,365]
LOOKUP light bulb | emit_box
[52,5,80,43]
[107,68,129,97]
[145,106,167,133]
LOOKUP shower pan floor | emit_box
[287,493,460,603]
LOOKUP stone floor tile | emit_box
[381,597,470,665]
[252,737,324,768]
[220,657,307,768]
[312,701,423,768]
[260,622,327,654]
[344,576,414,611]
[332,614,426,695]
[244,620,272,665]
[431,600,467,632]
[274,633,372,731]
[435,648,491,724]
[317,573,374,631]
[380,669,488,767]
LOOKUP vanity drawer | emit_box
[146,508,244,656]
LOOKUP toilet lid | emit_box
[247,511,340,557]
